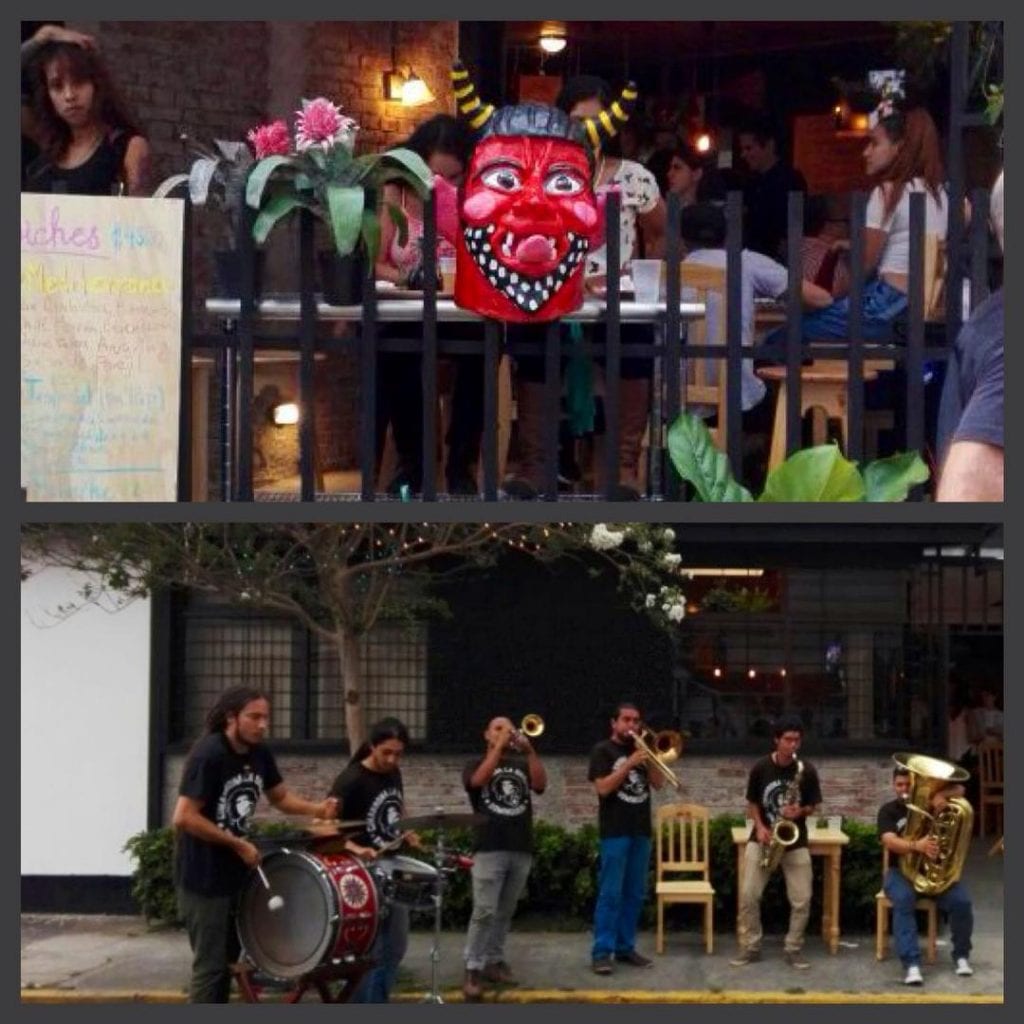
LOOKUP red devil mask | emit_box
[441,63,637,323]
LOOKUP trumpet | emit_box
[511,714,544,750]
[628,726,684,789]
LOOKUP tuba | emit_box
[629,727,684,789]
[760,760,803,873]
[894,753,973,896]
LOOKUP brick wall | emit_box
[72,21,458,480]
[163,752,897,831]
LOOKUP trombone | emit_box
[629,726,684,789]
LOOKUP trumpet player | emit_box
[462,716,547,1000]
[588,702,669,975]
[878,766,974,985]
[731,715,822,970]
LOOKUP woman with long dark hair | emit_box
[794,103,947,342]
[374,114,482,496]
[23,27,150,196]
[329,717,422,1002]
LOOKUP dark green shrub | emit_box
[122,827,180,926]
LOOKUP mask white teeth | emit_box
[502,234,514,258]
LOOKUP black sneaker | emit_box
[729,949,762,967]
[615,950,654,968]
[785,951,811,970]
[591,956,614,975]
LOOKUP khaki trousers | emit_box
[738,841,813,954]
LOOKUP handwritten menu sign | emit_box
[21,193,184,501]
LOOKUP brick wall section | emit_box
[163,752,897,831]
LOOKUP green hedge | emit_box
[124,817,882,934]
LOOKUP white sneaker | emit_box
[903,964,924,985]
[955,958,974,977]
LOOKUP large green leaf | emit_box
[245,155,301,208]
[151,173,189,200]
[666,413,753,502]
[252,194,310,245]
[759,445,866,502]
[862,451,930,501]
[360,208,382,266]
[187,157,220,205]
[373,148,433,194]
[326,184,366,257]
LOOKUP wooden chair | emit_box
[875,846,937,963]
[654,802,716,954]
[977,738,1004,837]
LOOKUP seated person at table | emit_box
[374,114,481,496]
[680,203,832,416]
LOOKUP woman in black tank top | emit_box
[23,36,150,196]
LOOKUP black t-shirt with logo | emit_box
[175,731,283,897]
[330,762,404,849]
[744,754,822,850]
[463,754,535,853]
[877,797,910,870]
[588,738,651,838]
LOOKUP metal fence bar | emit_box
[482,319,500,500]
[603,190,622,498]
[359,253,378,501]
[176,198,194,500]
[235,206,256,501]
[724,192,743,477]
[663,193,682,501]
[847,191,866,459]
[784,191,805,461]
[217,345,232,500]
[945,21,969,340]
[905,194,926,464]
[969,186,991,309]
[421,193,438,502]
[298,211,317,502]
[542,320,560,501]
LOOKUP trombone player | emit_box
[731,715,822,970]
[588,702,678,975]
[462,715,547,1000]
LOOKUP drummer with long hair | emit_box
[172,686,337,1003]
[329,717,423,1003]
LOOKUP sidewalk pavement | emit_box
[21,840,1002,1004]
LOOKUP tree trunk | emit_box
[339,627,366,753]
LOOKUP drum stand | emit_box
[233,961,372,1004]
[422,829,453,1004]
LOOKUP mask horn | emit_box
[580,81,638,151]
[451,60,495,133]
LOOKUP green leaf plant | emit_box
[667,412,930,502]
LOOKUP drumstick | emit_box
[256,864,285,912]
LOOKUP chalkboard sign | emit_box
[21,193,185,501]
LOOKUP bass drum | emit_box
[237,848,380,980]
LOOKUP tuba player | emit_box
[878,765,975,984]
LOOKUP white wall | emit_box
[21,564,151,876]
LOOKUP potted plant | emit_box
[245,98,433,304]
[153,135,264,298]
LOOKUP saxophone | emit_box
[760,759,803,874]
[895,753,973,896]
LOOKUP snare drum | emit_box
[237,849,380,980]
[373,854,439,910]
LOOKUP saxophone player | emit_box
[878,766,975,985]
[731,715,822,970]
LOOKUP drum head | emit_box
[237,850,336,979]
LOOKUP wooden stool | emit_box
[757,359,895,470]
[875,849,937,964]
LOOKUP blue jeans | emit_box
[765,279,909,347]
[591,835,651,959]
[883,868,973,967]
[350,903,409,1003]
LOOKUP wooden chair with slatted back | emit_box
[875,846,937,963]
[654,802,716,954]
[977,738,1004,837]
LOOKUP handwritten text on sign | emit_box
[21,194,185,500]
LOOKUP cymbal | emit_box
[395,811,486,832]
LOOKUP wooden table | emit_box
[731,826,850,954]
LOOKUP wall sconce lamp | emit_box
[272,402,300,426]
[693,131,714,154]
[383,23,435,106]
[539,22,567,54]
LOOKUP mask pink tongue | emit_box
[514,234,553,263]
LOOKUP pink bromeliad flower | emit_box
[247,120,291,159]
[295,97,358,152]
